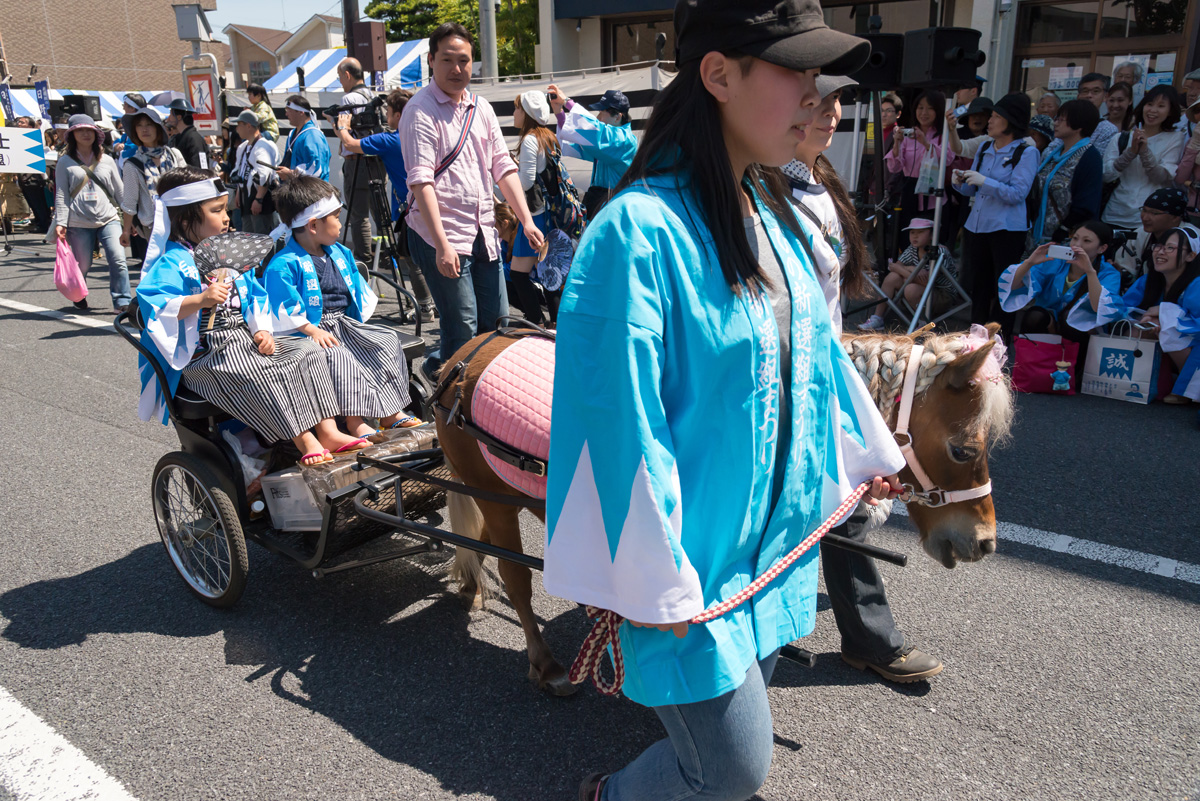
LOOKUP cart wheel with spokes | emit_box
[152,452,248,608]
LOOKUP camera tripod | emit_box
[366,176,421,325]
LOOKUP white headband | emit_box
[287,101,319,128]
[268,194,343,242]
[145,179,229,269]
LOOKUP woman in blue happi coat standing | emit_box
[545,2,906,799]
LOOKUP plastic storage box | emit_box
[260,468,324,531]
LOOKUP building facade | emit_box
[224,14,343,89]
[537,0,1200,96]
[0,0,229,92]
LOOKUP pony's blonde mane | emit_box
[842,329,1014,444]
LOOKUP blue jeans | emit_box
[407,226,508,368]
[65,220,131,308]
[604,650,781,801]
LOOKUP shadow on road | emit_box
[0,541,662,800]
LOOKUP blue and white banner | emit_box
[0,127,47,175]
[0,86,13,122]
[34,81,50,122]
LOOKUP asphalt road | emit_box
[1,229,1198,801]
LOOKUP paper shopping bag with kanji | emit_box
[1080,323,1161,405]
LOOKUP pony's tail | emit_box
[445,456,489,606]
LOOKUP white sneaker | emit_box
[858,314,884,332]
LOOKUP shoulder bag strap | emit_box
[434,94,478,180]
[70,161,118,208]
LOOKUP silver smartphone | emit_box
[1047,244,1075,261]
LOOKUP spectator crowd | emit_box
[4,17,1197,410]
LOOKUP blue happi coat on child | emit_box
[998,256,1123,324]
[262,238,378,332]
[135,242,272,425]
[282,119,331,181]
[545,172,906,708]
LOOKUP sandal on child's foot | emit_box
[333,437,371,454]
[389,414,423,429]
[301,450,332,466]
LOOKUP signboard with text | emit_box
[0,86,12,124]
[0,127,48,174]
[34,81,50,122]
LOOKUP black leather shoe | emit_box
[842,646,943,683]
[578,773,608,801]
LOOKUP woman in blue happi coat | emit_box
[998,219,1124,355]
[547,84,638,220]
[544,2,905,799]
[136,167,366,465]
[264,175,421,443]
[1072,224,1200,403]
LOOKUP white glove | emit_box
[962,170,986,188]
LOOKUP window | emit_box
[248,60,271,86]
[1011,0,1195,96]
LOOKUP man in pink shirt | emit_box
[401,22,544,379]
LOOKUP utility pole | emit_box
[343,0,359,63]
[480,0,499,80]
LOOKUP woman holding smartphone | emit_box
[998,219,1124,356]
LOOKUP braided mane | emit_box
[841,328,1014,443]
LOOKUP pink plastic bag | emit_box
[54,237,88,303]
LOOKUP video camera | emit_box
[322,94,386,136]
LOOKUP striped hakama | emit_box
[182,307,340,443]
[317,310,412,418]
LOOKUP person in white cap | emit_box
[509,88,558,325]
[54,114,130,313]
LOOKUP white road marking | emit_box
[889,504,1199,585]
[0,297,115,330]
[0,685,139,800]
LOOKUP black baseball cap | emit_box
[589,90,630,114]
[675,0,871,76]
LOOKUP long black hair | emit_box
[1143,228,1200,305]
[810,154,870,298]
[612,55,802,294]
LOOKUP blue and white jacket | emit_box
[556,105,637,191]
[135,241,271,425]
[282,120,331,181]
[545,170,905,708]
[262,238,377,333]
[998,256,1123,325]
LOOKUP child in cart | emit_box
[135,167,368,466]
[263,175,422,441]
[859,218,956,330]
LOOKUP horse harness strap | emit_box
[434,325,555,479]
[893,344,993,508]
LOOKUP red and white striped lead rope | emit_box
[567,482,872,696]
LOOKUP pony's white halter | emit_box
[893,344,993,508]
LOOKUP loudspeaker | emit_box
[849,33,904,92]
[48,98,64,121]
[353,21,388,73]
[901,27,986,89]
[62,94,101,120]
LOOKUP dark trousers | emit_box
[583,185,613,221]
[821,504,905,664]
[18,179,52,232]
[962,228,1027,334]
[342,155,386,263]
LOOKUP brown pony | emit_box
[435,324,1014,695]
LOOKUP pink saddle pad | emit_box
[472,336,554,499]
